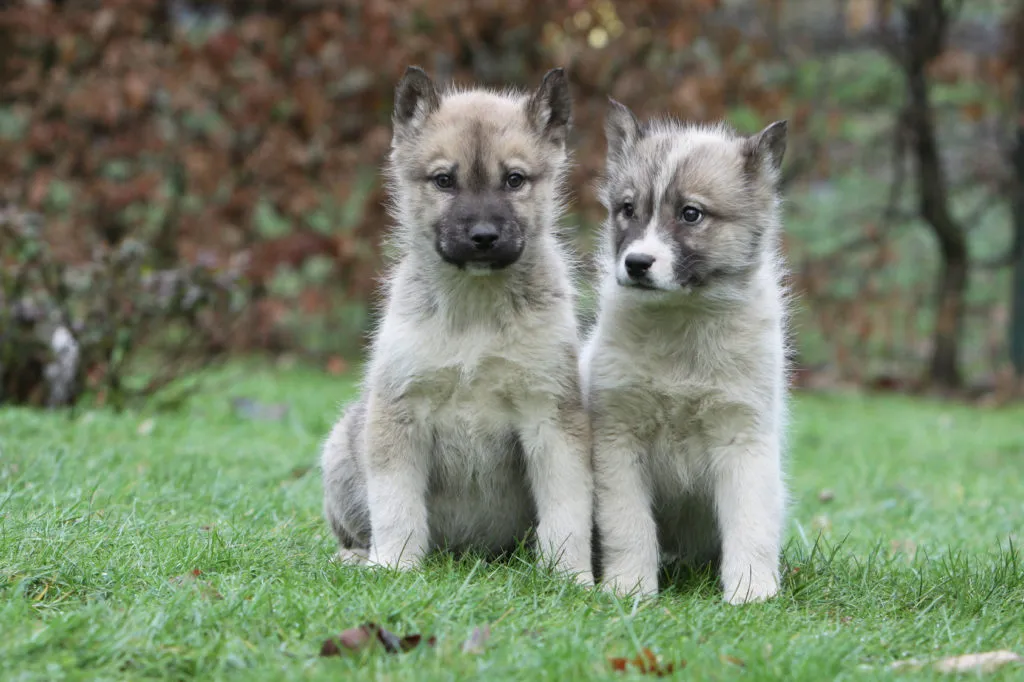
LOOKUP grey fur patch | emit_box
[322,396,372,550]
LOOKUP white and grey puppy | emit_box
[581,101,790,604]
[320,67,593,583]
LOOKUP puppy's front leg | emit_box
[711,433,784,605]
[364,394,430,570]
[593,420,659,597]
[518,400,594,585]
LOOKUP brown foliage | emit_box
[0,205,244,409]
[3,0,1016,390]
[0,0,799,351]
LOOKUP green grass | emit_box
[2,362,1023,681]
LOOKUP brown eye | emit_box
[505,172,526,190]
[681,205,703,224]
[621,202,635,219]
[433,173,455,190]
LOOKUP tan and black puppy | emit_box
[320,67,593,583]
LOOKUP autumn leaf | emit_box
[319,623,436,658]
[169,568,223,600]
[890,650,1022,674]
[609,648,684,676]
[720,654,746,667]
[934,651,1022,674]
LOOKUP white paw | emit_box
[545,556,595,587]
[572,570,595,587]
[721,570,779,605]
[331,547,369,565]
[367,548,420,571]
[601,575,657,598]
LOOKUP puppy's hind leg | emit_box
[328,517,370,565]
[321,397,372,564]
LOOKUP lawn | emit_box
[1,361,1023,681]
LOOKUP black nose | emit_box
[468,222,500,250]
[624,253,655,279]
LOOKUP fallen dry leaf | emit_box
[319,623,436,658]
[934,651,1022,674]
[462,625,491,654]
[889,650,1021,674]
[720,654,746,667]
[168,569,223,600]
[609,648,684,676]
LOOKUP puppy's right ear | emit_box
[605,99,643,164]
[393,66,440,141]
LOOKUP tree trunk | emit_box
[1010,9,1024,378]
[1010,110,1024,376]
[932,253,968,386]
[901,0,968,389]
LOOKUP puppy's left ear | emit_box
[744,120,787,177]
[528,67,573,146]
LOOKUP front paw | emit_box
[331,547,370,565]
[367,548,420,571]
[601,574,657,598]
[721,567,779,605]
[572,570,595,587]
[542,556,595,587]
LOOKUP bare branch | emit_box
[896,0,969,388]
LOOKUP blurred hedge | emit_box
[1,0,803,354]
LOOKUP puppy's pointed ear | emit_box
[393,66,440,141]
[527,67,572,146]
[743,120,788,179]
[605,98,643,164]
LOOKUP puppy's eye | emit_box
[505,172,526,190]
[621,202,635,219]
[433,173,455,190]
[680,205,703,224]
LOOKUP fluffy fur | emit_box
[320,67,593,584]
[581,101,790,604]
